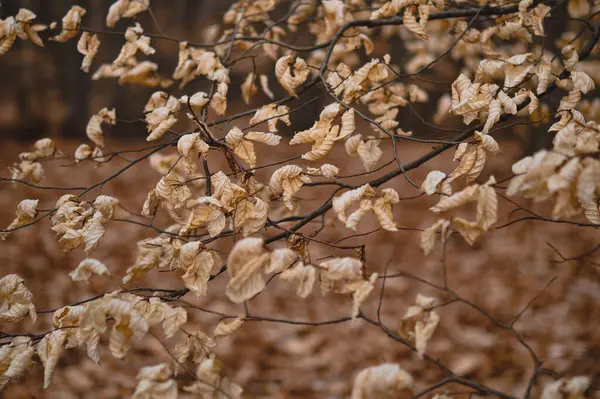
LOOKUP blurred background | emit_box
[0,0,234,140]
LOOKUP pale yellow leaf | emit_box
[571,71,595,94]
[214,316,244,338]
[69,258,110,282]
[476,183,498,230]
[259,74,274,99]
[51,6,86,42]
[333,184,376,224]
[226,238,270,303]
[420,219,450,255]
[351,363,413,399]
[36,330,67,388]
[279,261,316,298]
[107,0,149,28]
[404,6,427,40]
[336,108,356,141]
[421,171,447,195]
[162,306,187,339]
[430,184,479,213]
[266,248,297,274]
[77,32,100,73]
[275,55,310,96]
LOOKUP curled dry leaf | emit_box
[476,182,498,231]
[0,337,35,390]
[241,72,257,104]
[333,184,376,225]
[570,71,595,94]
[319,257,363,294]
[351,363,414,399]
[183,358,243,398]
[178,242,218,297]
[290,103,343,161]
[171,331,215,374]
[74,143,93,161]
[275,55,310,96]
[373,188,400,231]
[234,196,269,237]
[14,9,46,48]
[249,104,291,133]
[319,257,377,318]
[145,93,180,141]
[182,197,226,237]
[346,199,373,231]
[348,273,378,318]
[132,363,177,399]
[162,305,187,339]
[214,316,245,338]
[93,195,128,220]
[269,165,311,210]
[320,163,339,178]
[266,248,297,274]
[0,274,37,324]
[541,376,590,399]
[259,74,274,99]
[81,211,106,254]
[177,133,209,175]
[475,131,500,155]
[37,330,67,388]
[6,138,59,182]
[448,143,486,184]
[1,199,38,240]
[51,6,86,42]
[77,32,100,73]
[421,171,447,195]
[123,235,174,283]
[404,6,428,40]
[339,58,389,104]
[0,18,18,58]
[279,261,316,298]
[78,294,150,360]
[420,218,451,255]
[398,294,439,359]
[32,138,58,158]
[188,91,209,113]
[482,99,502,134]
[106,0,150,28]
[113,23,155,66]
[226,237,270,303]
[86,107,116,148]
[307,163,340,179]
[336,108,356,141]
[225,127,256,167]
[226,127,282,168]
[69,258,110,282]
[562,45,579,72]
[345,134,384,172]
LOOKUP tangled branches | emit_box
[1,0,599,397]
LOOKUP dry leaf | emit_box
[69,258,110,282]
[214,316,245,338]
[352,363,413,399]
[77,32,100,73]
[86,108,116,148]
[51,6,86,42]
[279,261,316,298]
[275,55,310,96]
[107,0,150,27]
[226,238,270,303]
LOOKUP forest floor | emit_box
[1,138,599,399]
